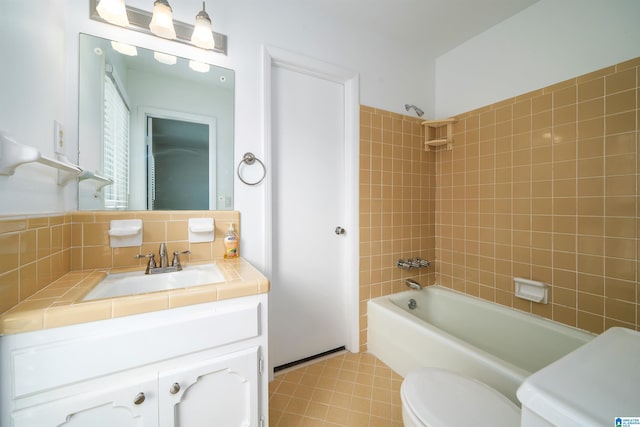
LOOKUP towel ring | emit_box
[237,152,266,186]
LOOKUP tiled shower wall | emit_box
[436,57,640,334]
[359,106,436,350]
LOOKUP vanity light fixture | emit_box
[153,51,177,65]
[96,0,129,27]
[149,0,176,39]
[89,0,228,55]
[191,2,215,50]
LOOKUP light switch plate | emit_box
[53,120,65,155]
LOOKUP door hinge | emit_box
[259,357,264,374]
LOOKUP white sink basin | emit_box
[83,263,226,301]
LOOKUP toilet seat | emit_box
[401,367,520,427]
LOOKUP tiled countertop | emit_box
[0,258,269,335]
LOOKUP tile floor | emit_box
[269,352,404,426]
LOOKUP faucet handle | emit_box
[172,250,191,270]
[135,253,156,265]
[135,253,156,274]
[415,257,431,268]
[397,259,413,270]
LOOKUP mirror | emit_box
[78,33,234,210]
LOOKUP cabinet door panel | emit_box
[12,375,157,427]
[159,347,260,427]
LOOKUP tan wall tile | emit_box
[605,68,636,95]
[578,98,604,121]
[578,78,604,102]
[0,270,19,313]
[36,228,51,259]
[37,256,52,291]
[83,222,109,246]
[82,246,112,270]
[578,117,605,138]
[577,311,604,334]
[605,297,636,324]
[0,219,27,234]
[0,234,19,273]
[606,89,636,115]
[554,85,577,107]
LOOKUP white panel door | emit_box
[270,64,348,368]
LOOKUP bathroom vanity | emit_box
[0,259,269,427]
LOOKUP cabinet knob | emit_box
[134,392,146,405]
[170,382,181,394]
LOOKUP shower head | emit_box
[404,104,424,118]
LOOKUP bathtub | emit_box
[367,285,594,404]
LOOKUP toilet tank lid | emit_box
[517,327,640,427]
[401,367,520,427]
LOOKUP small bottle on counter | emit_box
[223,223,239,259]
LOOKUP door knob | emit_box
[334,226,345,235]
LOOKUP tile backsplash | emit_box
[0,210,240,314]
[0,214,71,313]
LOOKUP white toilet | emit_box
[400,367,520,427]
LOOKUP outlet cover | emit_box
[53,120,65,155]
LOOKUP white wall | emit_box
[0,0,70,214]
[435,0,640,117]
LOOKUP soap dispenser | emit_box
[223,223,239,259]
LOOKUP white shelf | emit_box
[0,130,112,189]
[79,170,113,191]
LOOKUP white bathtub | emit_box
[367,285,595,404]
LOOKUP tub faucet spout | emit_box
[405,278,422,290]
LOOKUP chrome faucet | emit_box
[136,244,191,275]
[397,257,431,270]
[405,278,423,290]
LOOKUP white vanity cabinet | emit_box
[0,293,268,427]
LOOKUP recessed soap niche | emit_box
[514,277,549,304]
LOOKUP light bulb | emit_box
[191,2,215,49]
[149,0,176,39]
[96,0,129,27]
